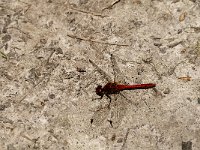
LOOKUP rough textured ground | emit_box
[0,0,200,150]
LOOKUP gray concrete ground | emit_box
[0,0,200,149]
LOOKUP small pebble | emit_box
[49,94,55,99]
[0,105,6,111]
[163,88,170,94]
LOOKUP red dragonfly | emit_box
[96,82,156,98]
[89,54,156,128]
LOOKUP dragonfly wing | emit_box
[110,54,126,84]
[89,59,112,82]
[91,106,110,127]
[110,93,129,128]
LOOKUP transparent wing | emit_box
[110,54,125,84]
[91,106,110,127]
[89,59,112,82]
[109,54,133,128]
[110,93,130,128]
[89,58,112,127]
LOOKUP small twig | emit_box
[69,7,108,18]
[56,1,108,18]
[120,128,130,150]
[102,0,121,11]
[67,34,130,46]
[21,133,39,144]
[178,76,191,81]
[46,49,56,64]
[20,134,35,143]
[168,40,183,48]
[7,26,31,37]
[0,50,8,60]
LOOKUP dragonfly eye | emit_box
[96,85,103,96]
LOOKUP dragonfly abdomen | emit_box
[116,83,156,91]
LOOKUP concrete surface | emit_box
[0,0,200,149]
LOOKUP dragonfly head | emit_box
[96,85,104,97]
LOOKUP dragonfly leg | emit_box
[92,95,104,101]
[106,94,112,109]
[107,119,113,127]
[90,118,93,124]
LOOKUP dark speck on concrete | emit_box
[182,141,192,150]
[197,98,200,104]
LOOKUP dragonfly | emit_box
[89,54,156,128]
